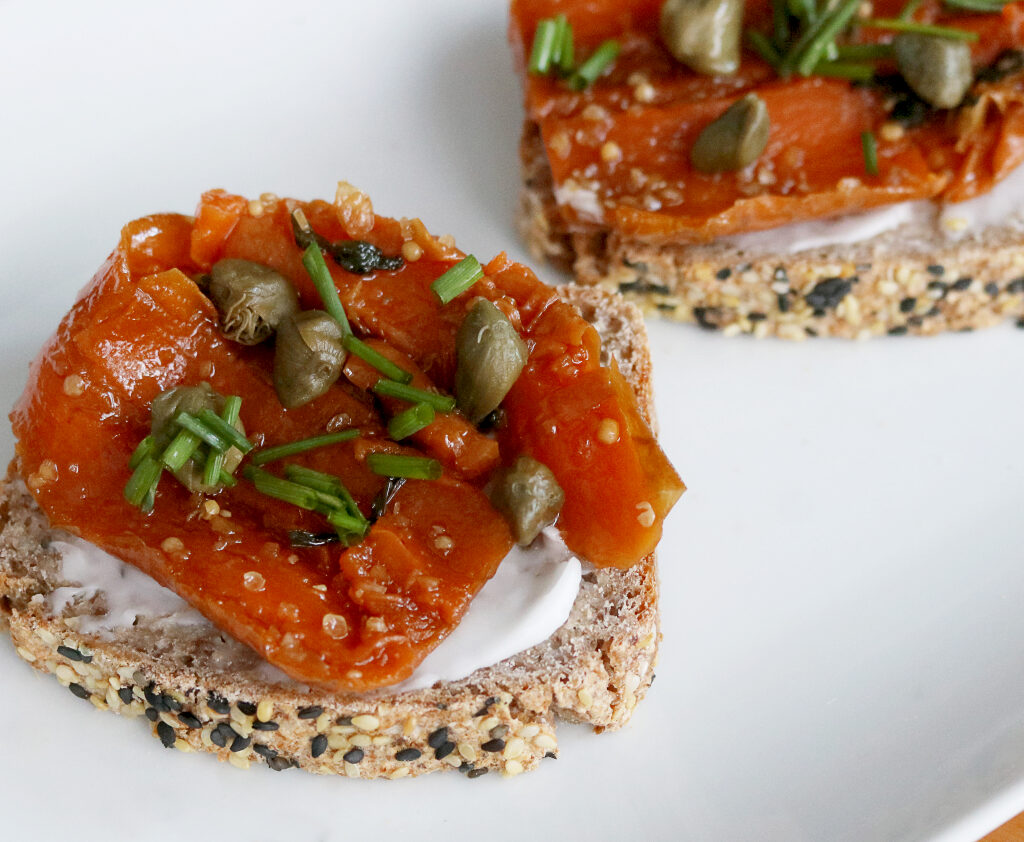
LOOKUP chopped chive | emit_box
[366,453,443,481]
[221,395,242,426]
[812,60,878,80]
[197,408,253,453]
[387,403,436,440]
[372,379,457,413]
[556,16,575,74]
[189,447,238,485]
[325,509,370,537]
[793,0,863,77]
[860,18,980,41]
[529,18,559,74]
[772,0,791,44]
[430,255,484,305]
[174,411,230,452]
[243,466,322,511]
[746,29,782,67]
[203,396,243,487]
[569,39,621,91]
[900,0,926,18]
[129,435,156,470]
[124,456,163,508]
[250,430,360,465]
[789,0,818,24]
[300,239,352,335]
[862,131,880,176]
[942,0,1006,12]
[161,429,201,471]
[203,447,224,488]
[283,464,364,521]
[834,43,893,60]
[342,335,412,384]
[141,485,157,514]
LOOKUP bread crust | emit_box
[0,285,661,780]
[519,123,1024,339]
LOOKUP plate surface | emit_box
[2,2,1023,840]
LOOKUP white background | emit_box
[2,1,1024,840]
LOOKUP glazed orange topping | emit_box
[10,190,684,691]
[509,0,1024,242]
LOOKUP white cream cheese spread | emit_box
[44,529,582,691]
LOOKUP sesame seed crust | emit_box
[519,123,1024,339]
[0,286,661,780]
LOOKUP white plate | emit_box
[1,1,1023,839]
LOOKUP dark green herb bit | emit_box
[251,430,360,465]
[366,453,442,481]
[329,240,403,275]
[430,255,484,305]
[861,131,880,176]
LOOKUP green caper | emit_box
[894,34,972,110]
[208,259,300,345]
[273,311,346,409]
[150,383,245,493]
[691,92,770,173]
[489,456,565,546]
[659,0,743,76]
[455,299,528,424]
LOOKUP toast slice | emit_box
[519,124,1024,340]
[0,284,660,780]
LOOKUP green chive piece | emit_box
[746,29,782,67]
[812,60,878,80]
[772,0,791,44]
[789,0,818,24]
[174,411,230,452]
[283,465,364,520]
[325,509,370,537]
[197,408,253,453]
[556,16,575,74]
[860,18,980,41]
[161,429,201,471]
[372,379,457,413]
[141,486,157,514]
[862,131,880,176]
[243,466,322,511]
[203,396,243,487]
[203,447,224,488]
[430,255,484,305]
[793,0,863,77]
[342,335,412,384]
[529,18,559,74]
[189,447,238,485]
[366,453,443,481]
[124,456,163,508]
[221,395,242,426]
[942,0,1006,12]
[301,239,352,335]
[129,435,156,470]
[387,403,436,440]
[250,430,361,466]
[900,0,926,18]
[569,39,621,91]
[834,43,893,60]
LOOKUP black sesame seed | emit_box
[215,723,236,745]
[145,707,159,722]
[927,280,948,298]
[268,756,294,772]
[311,734,328,758]
[164,695,182,712]
[68,682,90,700]
[907,315,923,327]
[343,748,364,764]
[926,264,945,276]
[178,712,202,729]
[236,701,257,716]
[253,720,279,731]
[458,762,472,774]
[207,693,230,715]
[1008,278,1024,294]
[298,705,324,720]
[925,306,941,318]
[748,312,767,322]
[737,262,752,272]
[144,684,167,712]
[1016,318,1024,329]
[427,727,449,749]
[254,743,277,759]
[804,276,853,312]
[230,734,251,753]
[805,327,818,337]
[812,308,826,318]
[210,728,228,748]
[481,739,505,753]
[545,752,557,759]
[57,645,90,663]
[985,282,1000,296]
[899,297,916,313]
[117,687,134,705]
[489,724,509,740]
[157,721,176,748]
[772,266,789,284]
[888,326,908,336]
[715,267,732,280]
[335,716,352,726]
[467,768,489,779]
[692,307,718,330]
[434,741,455,760]
[777,293,790,313]
[436,703,448,711]
[395,748,422,762]
[951,277,972,291]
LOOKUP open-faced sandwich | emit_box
[510,0,1024,337]
[0,185,683,779]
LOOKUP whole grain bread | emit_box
[0,284,661,781]
[519,124,1024,340]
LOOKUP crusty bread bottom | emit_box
[519,123,1024,339]
[0,285,660,780]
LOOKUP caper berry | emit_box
[691,93,770,173]
[659,0,743,76]
[273,311,346,409]
[150,383,245,493]
[208,259,299,345]
[489,456,565,546]
[894,33,972,110]
[455,299,528,424]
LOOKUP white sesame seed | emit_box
[401,241,423,262]
[243,571,266,591]
[597,418,620,444]
[316,712,331,733]
[434,535,454,551]
[633,81,656,103]
[15,646,36,663]
[504,759,525,776]
[388,767,410,779]
[577,687,595,709]
[161,537,185,555]
[62,374,85,396]
[56,665,76,684]
[518,724,540,740]
[402,716,417,737]
[349,733,372,748]
[328,733,350,750]
[503,737,526,759]
[479,716,500,733]
[352,714,380,731]
[322,613,349,639]
[533,734,557,751]
[365,616,388,634]
[372,735,392,746]
[458,742,477,762]
[228,753,250,770]
[600,141,622,163]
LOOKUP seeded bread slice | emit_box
[0,285,661,781]
[519,123,1024,340]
